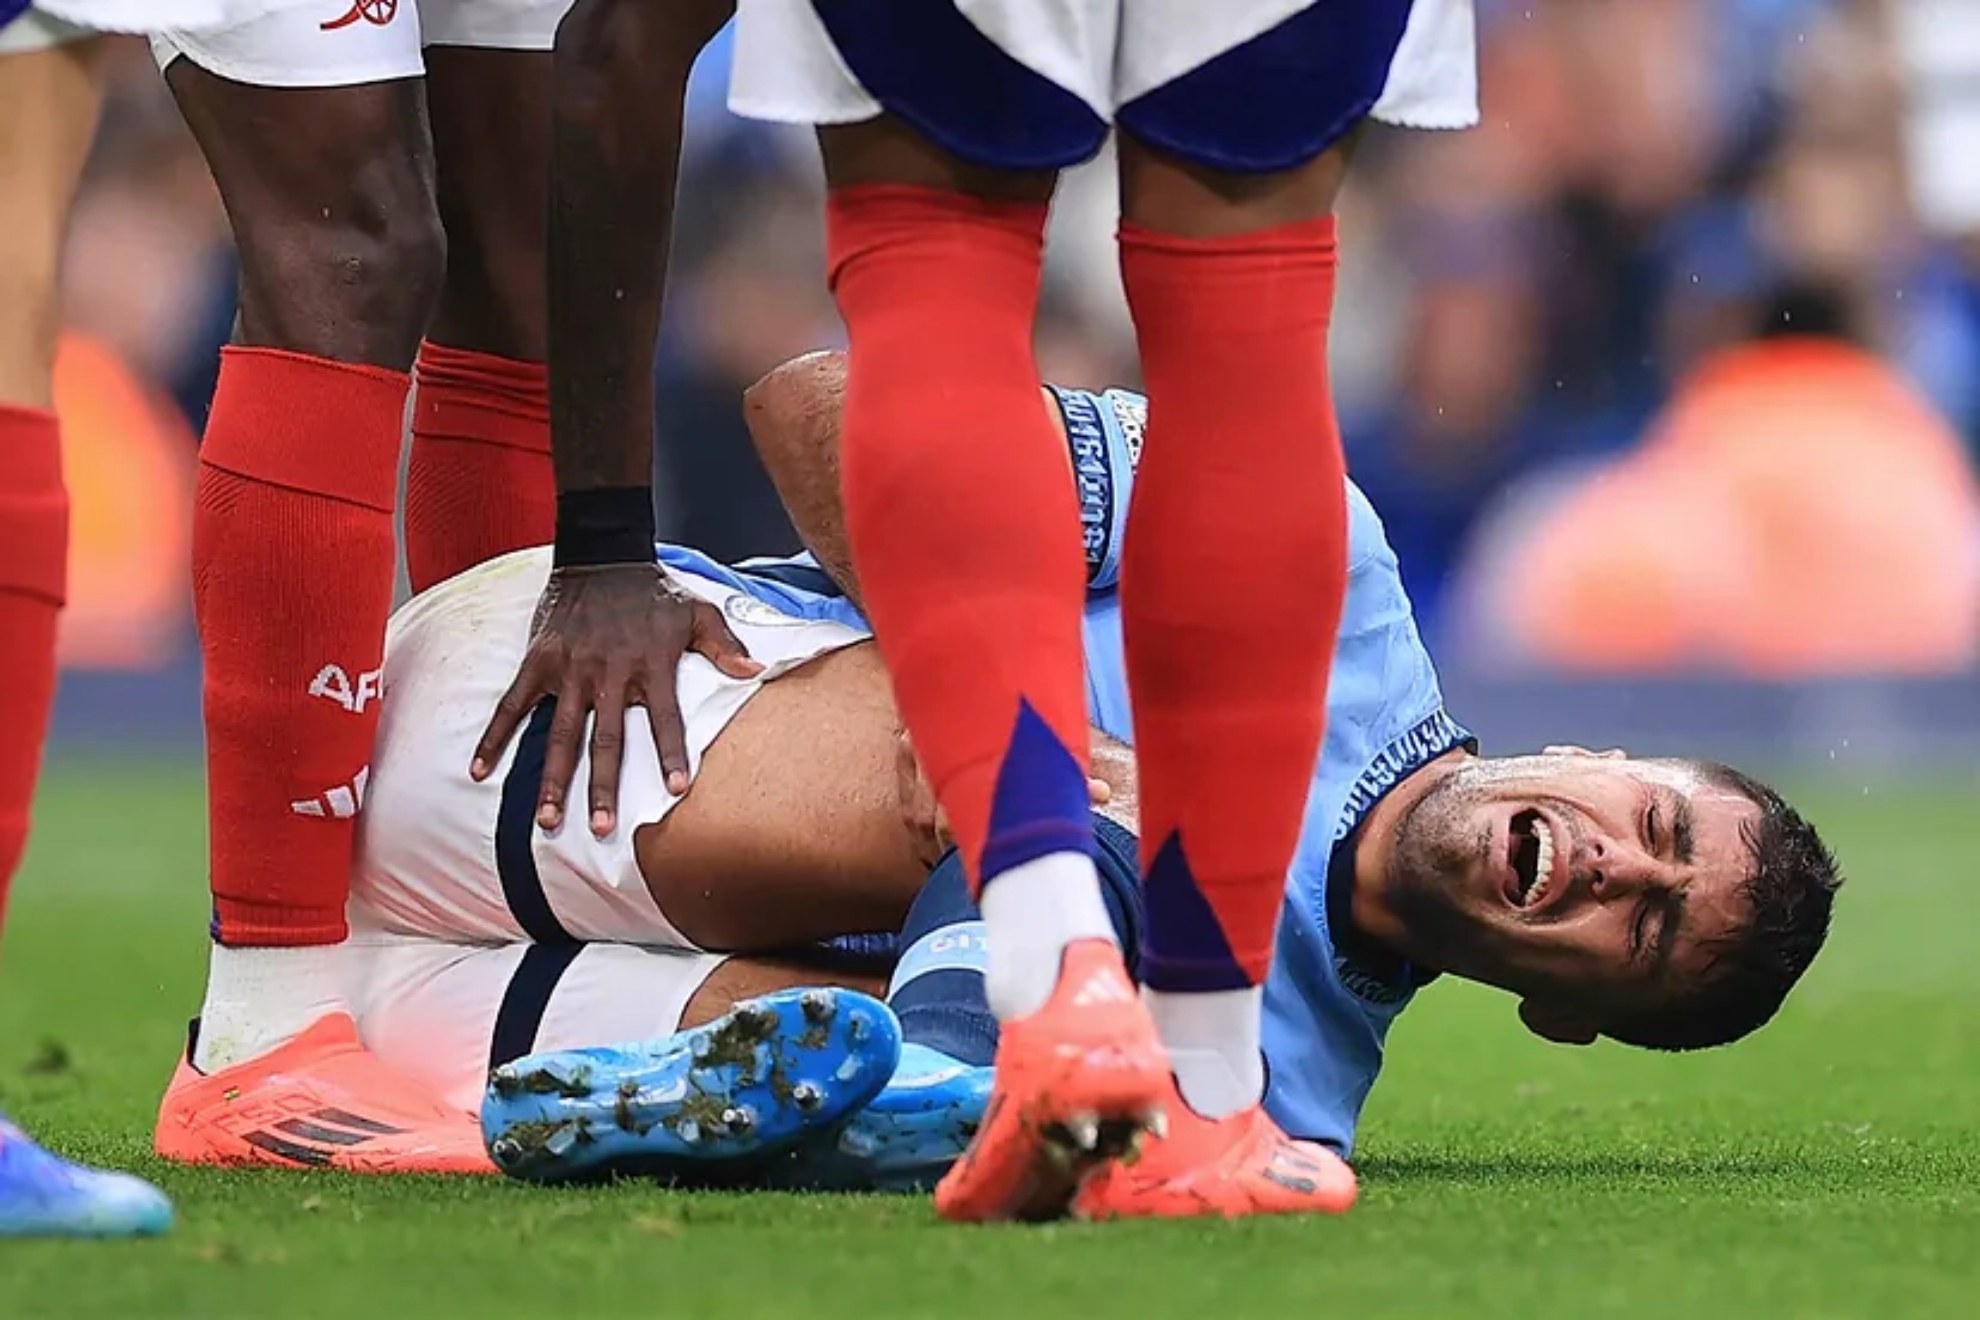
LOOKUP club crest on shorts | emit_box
[724,593,805,630]
[322,0,399,31]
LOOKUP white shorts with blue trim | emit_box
[148,0,571,90]
[352,547,869,949]
[729,0,1478,172]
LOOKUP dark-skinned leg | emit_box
[406,46,556,593]
[152,65,489,1177]
[165,65,440,969]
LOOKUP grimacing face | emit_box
[1382,752,1758,1039]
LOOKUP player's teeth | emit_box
[1528,821,1555,906]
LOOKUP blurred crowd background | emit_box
[47,0,1980,720]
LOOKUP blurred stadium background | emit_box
[41,0,1980,779]
[10,3,1979,1307]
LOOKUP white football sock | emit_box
[193,944,350,1074]
[1144,985,1266,1120]
[978,851,1117,1021]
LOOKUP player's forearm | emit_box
[546,0,730,542]
[742,352,862,603]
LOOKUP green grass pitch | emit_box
[2,764,1975,1318]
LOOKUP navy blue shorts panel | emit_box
[1118,1,1418,174]
[810,0,1109,171]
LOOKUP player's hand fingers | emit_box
[1088,777,1112,806]
[648,679,694,797]
[692,604,764,679]
[535,681,592,831]
[586,682,630,838]
[472,663,547,781]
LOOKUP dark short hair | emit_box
[1605,763,1841,1052]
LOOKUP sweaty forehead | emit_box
[1617,758,1714,797]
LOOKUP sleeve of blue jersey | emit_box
[1046,384,1144,594]
[659,545,869,631]
[666,386,1140,624]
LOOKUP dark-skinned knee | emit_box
[169,70,448,371]
[231,162,445,371]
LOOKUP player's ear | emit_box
[1518,998,1599,1046]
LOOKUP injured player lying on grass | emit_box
[317,351,1842,1193]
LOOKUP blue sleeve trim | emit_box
[1048,385,1138,591]
[736,559,846,601]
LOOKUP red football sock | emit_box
[825,185,1092,889]
[197,348,406,947]
[1119,215,1350,989]
[406,340,554,594]
[0,404,67,940]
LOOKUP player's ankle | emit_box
[979,853,1116,1021]
[192,944,350,1074]
[1144,986,1266,1121]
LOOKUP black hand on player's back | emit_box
[470,563,761,836]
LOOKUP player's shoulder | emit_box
[1344,477,1395,574]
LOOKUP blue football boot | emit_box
[482,987,901,1185]
[0,1114,173,1238]
[767,1043,993,1193]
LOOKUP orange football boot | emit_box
[933,938,1169,1222]
[1075,1082,1357,1220]
[155,1014,495,1176]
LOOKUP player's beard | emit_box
[1383,760,1517,984]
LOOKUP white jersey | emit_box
[352,546,870,948]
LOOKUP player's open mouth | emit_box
[1507,809,1559,910]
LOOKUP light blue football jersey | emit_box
[662,388,1471,1155]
